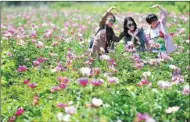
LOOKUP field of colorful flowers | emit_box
[1,2,189,122]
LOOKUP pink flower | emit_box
[57,103,68,108]
[108,59,117,66]
[33,60,40,67]
[78,77,89,87]
[28,83,37,89]
[134,62,144,69]
[137,113,149,121]
[182,85,190,95]
[15,107,24,116]
[23,79,30,84]
[44,30,52,38]
[17,65,28,72]
[107,77,119,84]
[50,86,61,93]
[8,115,16,122]
[65,106,77,115]
[91,79,104,86]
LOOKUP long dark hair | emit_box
[95,13,116,51]
[124,17,137,38]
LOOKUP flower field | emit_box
[1,2,189,122]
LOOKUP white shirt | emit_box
[150,27,160,39]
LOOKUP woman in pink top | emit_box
[146,4,177,53]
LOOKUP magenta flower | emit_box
[59,83,67,89]
[15,107,24,116]
[78,77,89,87]
[23,79,30,84]
[8,115,16,122]
[91,79,104,86]
[57,103,68,108]
[36,57,48,63]
[28,83,37,89]
[17,65,28,72]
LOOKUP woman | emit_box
[123,17,147,52]
[145,4,177,53]
[90,6,124,56]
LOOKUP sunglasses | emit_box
[107,18,115,23]
[126,23,135,27]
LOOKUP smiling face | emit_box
[126,20,135,31]
[105,14,115,27]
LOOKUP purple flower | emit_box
[78,77,89,87]
[182,85,190,95]
[91,79,104,86]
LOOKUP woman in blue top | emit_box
[123,17,147,52]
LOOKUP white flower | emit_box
[100,55,110,60]
[57,112,64,122]
[185,40,190,44]
[165,106,180,113]
[143,71,151,78]
[62,114,71,122]
[157,81,171,89]
[65,106,77,115]
[182,85,190,95]
[145,117,156,122]
[79,67,91,76]
[169,65,177,69]
[92,98,103,107]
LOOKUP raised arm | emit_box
[99,6,118,27]
[151,4,168,25]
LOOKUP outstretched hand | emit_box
[150,4,161,9]
[107,6,119,13]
